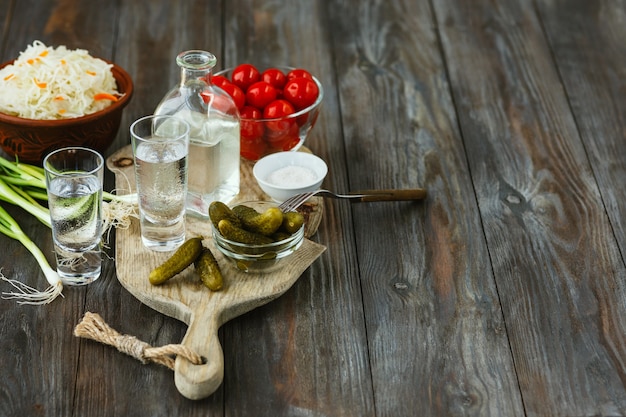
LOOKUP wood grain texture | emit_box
[436,0,626,414]
[537,0,626,260]
[328,0,524,415]
[535,0,626,412]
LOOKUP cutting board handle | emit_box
[174,304,224,400]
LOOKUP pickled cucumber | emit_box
[209,201,241,229]
[194,247,223,291]
[234,206,284,236]
[272,231,292,241]
[279,211,305,234]
[218,219,274,245]
[149,237,203,285]
[232,204,259,220]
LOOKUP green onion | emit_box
[0,155,138,304]
[0,204,63,304]
[0,155,137,205]
[0,175,51,227]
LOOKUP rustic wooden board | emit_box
[106,145,326,400]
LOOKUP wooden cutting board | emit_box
[106,145,326,400]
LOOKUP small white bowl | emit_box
[253,151,328,202]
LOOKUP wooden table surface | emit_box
[2,0,626,416]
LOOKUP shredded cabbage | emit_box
[0,40,121,120]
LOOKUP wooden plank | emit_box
[221,1,376,416]
[0,0,13,56]
[537,0,626,260]
[326,0,525,416]
[435,0,626,415]
[535,1,626,411]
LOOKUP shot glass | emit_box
[44,147,104,285]
[130,115,190,251]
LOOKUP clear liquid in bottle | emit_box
[154,50,240,217]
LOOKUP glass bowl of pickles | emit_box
[209,200,305,272]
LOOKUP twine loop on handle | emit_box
[74,311,203,369]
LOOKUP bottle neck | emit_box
[176,50,216,86]
[180,67,211,86]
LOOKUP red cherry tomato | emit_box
[240,105,262,119]
[263,99,296,132]
[246,81,278,109]
[279,136,301,151]
[266,122,300,151]
[283,77,319,110]
[239,105,264,141]
[231,63,260,91]
[296,108,320,128]
[240,135,267,160]
[263,99,295,118]
[219,82,245,110]
[287,68,314,81]
[239,105,266,159]
[210,74,230,89]
[200,91,237,113]
[261,68,287,89]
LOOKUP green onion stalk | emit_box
[0,155,138,305]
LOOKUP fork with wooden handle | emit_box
[278,188,427,212]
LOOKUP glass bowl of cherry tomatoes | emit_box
[214,64,323,161]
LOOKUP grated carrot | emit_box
[86,70,96,76]
[54,95,65,101]
[3,74,14,81]
[27,59,34,65]
[39,50,49,57]
[93,93,118,101]
[33,78,47,88]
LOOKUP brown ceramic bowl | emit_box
[0,60,133,164]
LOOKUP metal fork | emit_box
[278,188,427,212]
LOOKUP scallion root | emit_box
[0,271,63,305]
[101,197,138,244]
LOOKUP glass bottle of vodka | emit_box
[154,50,240,217]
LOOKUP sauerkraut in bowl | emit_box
[0,41,122,120]
[0,41,133,163]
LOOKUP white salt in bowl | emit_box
[253,151,328,202]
